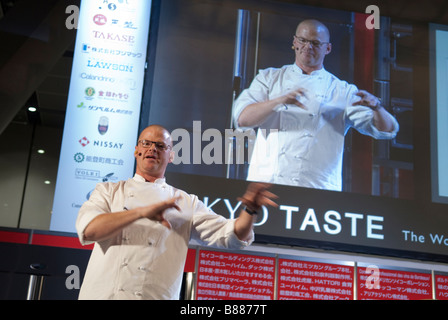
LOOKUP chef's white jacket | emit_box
[233,64,399,191]
[76,174,252,299]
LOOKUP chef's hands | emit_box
[237,87,309,127]
[137,183,278,230]
[137,196,181,229]
[280,88,309,110]
[283,89,383,111]
[238,183,278,213]
[233,183,277,241]
[353,90,397,132]
[353,90,382,110]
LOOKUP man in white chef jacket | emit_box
[76,125,277,299]
[233,19,399,191]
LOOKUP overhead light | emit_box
[28,106,37,112]
[37,149,45,154]
[44,180,51,185]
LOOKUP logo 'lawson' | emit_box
[87,59,134,73]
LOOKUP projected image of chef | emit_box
[233,19,399,191]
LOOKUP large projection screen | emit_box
[430,24,448,205]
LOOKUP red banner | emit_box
[435,274,448,300]
[357,266,433,300]
[196,250,276,300]
[277,258,354,300]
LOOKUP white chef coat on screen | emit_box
[233,64,399,191]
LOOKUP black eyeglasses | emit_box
[138,140,171,151]
[294,36,329,48]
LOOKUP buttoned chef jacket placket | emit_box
[115,179,180,299]
[274,67,331,187]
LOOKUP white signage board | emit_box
[51,0,152,232]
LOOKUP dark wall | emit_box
[0,242,90,300]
